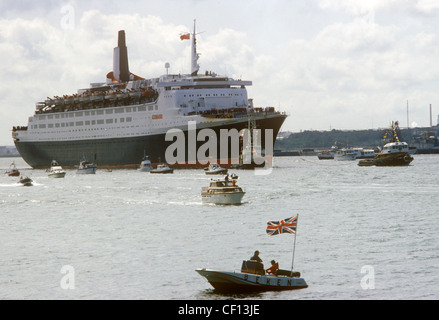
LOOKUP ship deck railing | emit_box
[191,107,286,119]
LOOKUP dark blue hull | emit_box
[15,115,286,168]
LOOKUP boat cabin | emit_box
[241,260,265,275]
[382,141,409,154]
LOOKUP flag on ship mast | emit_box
[180,33,190,40]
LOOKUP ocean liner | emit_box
[12,21,287,169]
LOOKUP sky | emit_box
[1,0,439,145]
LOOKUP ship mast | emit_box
[191,19,200,76]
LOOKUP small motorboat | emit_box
[204,163,228,175]
[18,176,33,186]
[201,173,245,205]
[196,215,308,293]
[47,160,66,178]
[5,161,20,177]
[76,157,97,174]
[139,155,153,172]
[195,264,307,293]
[150,163,173,174]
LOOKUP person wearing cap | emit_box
[250,250,262,263]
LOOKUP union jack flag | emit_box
[266,216,298,236]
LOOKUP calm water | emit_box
[1,155,438,300]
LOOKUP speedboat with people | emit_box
[5,161,20,176]
[195,264,307,293]
[47,160,66,178]
[150,163,173,174]
[196,216,307,292]
[358,121,414,167]
[76,157,97,174]
[201,173,245,205]
[204,163,228,175]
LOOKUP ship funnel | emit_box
[106,30,145,84]
[113,30,130,83]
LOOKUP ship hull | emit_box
[14,115,286,169]
[358,152,414,167]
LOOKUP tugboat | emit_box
[358,121,414,167]
[76,157,97,174]
[196,215,307,292]
[201,174,245,205]
[204,163,228,175]
[5,161,20,177]
[150,163,173,174]
[47,160,66,178]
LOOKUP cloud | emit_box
[415,0,439,14]
[1,2,439,146]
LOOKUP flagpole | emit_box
[291,214,298,274]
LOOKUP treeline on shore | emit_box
[275,128,415,150]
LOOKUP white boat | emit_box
[150,163,173,174]
[195,267,307,293]
[47,160,66,178]
[353,148,375,159]
[204,163,228,175]
[77,158,97,174]
[201,174,245,205]
[139,155,153,172]
[334,148,357,161]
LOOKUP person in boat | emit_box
[250,250,262,263]
[266,260,279,275]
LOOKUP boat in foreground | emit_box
[196,261,307,293]
[196,215,307,293]
[358,121,414,167]
[47,160,66,178]
[195,269,307,293]
[201,174,245,205]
